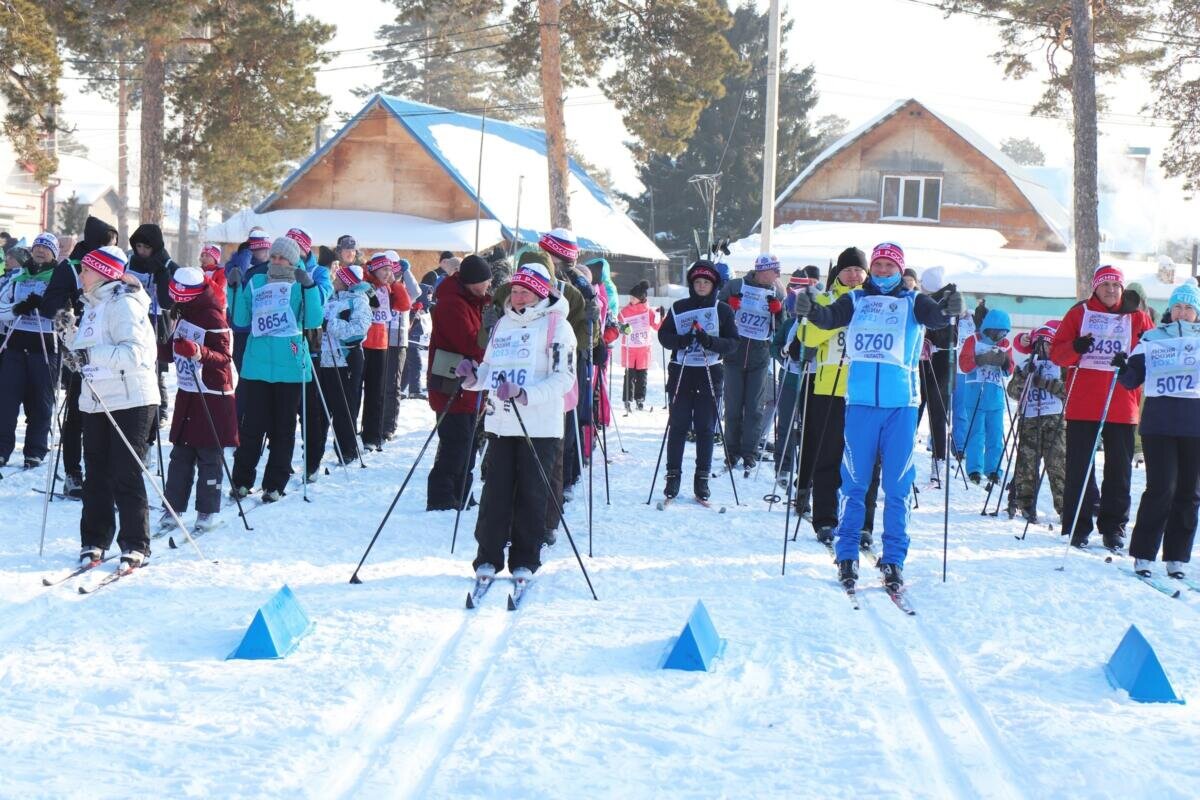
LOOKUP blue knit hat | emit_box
[32,232,59,260]
[1169,277,1200,312]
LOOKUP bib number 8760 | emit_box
[1156,374,1195,394]
[854,333,894,352]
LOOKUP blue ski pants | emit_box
[965,406,1005,477]
[951,372,969,457]
[836,405,918,566]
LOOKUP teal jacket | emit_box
[233,274,324,383]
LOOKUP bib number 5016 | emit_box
[491,368,528,388]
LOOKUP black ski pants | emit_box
[231,379,302,494]
[165,444,223,515]
[1130,434,1200,563]
[61,371,83,479]
[797,393,881,533]
[774,374,807,475]
[1062,420,1136,543]
[473,435,557,575]
[360,347,388,446]
[306,351,364,474]
[623,368,648,404]
[427,410,478,510]
[666,362,722,475]
[0,346,58,463]
[920,353,951,461]
[382,344,407,440]
[81,404,155,555]
[401,344,424,395]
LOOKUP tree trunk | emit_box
[178,162,191,266]
[1071,0,1100,300]
[44,104,57,231]
[139,38,167,226]
[537,0,571,229]
[117,63,129,247]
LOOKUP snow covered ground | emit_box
[1,364,1198,799]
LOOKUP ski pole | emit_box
[988,384,1029,517]
[509,400,598,600]
[450,391,485,554]
[185,360,252,531]
[943,293,960,583]
[1056,372,1120,571]
[600,373,628,453]
[956,389,984,488]
[1019,367,1076,540]
[791,350,847,540]
[349,385,464,583]
[37,337,65,556]
[599,418,611,504]
[322,333,369,468]
[586,318,594,558]
[645,354,687,504]
[981,373,1030,515]
[308,351,350,476]
[702,356,740,506]
[768,355,803,507]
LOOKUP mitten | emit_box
[767,297,783,314]
[173,339,201,361]
[1072,334,1094,354]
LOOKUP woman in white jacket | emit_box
[457,262,577,582]
[63,246,161,570]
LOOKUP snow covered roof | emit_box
[766,99,1071,247]
[728,220,1177,301]
[55,154,116,206]
[258,95,666,262]
[205,207,505,252]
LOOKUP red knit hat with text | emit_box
[169,266,207,303]
[1092,264,1124,292]
[200,244,221,267]
[81,246,129,281]
[538,227,579,263]
[870,242,905,271]
[247,231,271,251]
[285,227,313,256]
[335,264,364,288]
[366,253,391,274]
[511,262,552,299]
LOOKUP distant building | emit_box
[766,98,1069,252]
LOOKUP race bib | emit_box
[846,295,907,366]
[71,302,107,351]
[1144,337,1200,398]
[127,269,160,316]
[251,282,300,338]
[966,341,1007,386]
[372,286,391,325]
[1024,360,1064,417]
[733,285,771,341]
[487,327,539,390]
[12,279,51,333]
[820,328,847,367]
[1079,309,1131,372]
[625,311,651,348]
[673,307,719,367]
[173,320,206,393]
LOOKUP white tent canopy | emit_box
[205,208,505,253]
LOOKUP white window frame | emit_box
[879,175,942,222]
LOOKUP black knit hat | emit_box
[687,259,721,291]
[459,254,492,285]
[630,280,650,300]
[829,246,868,289]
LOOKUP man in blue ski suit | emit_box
[793,242,963,591]
[958,307,1014,485]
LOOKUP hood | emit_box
[586,257,612,283]
[980,308,1011,335]
[1145,320,1200,341]
[503,291,570,325]
[70,216,118,261]
[129,223,165,254]
[176,283,226,328]
[85,275,152,311]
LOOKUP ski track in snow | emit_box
[2,365,1200,797]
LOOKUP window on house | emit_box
[880,175,941,221]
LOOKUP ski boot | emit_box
[859,529,874,551]
[261,489,284,504]
[664,470,682,499]
[694,472,711,501]
[879,562,904,591]
[724,455,740,472]
[837,559,858,590]
[985,472,1000,489]
[742,454,757,472]
[475,563,497,581]
[815,527,835,546]
[1166,561,1186,579]
[79,546,104,566]
[305,469,320,483]
[1133,558,1153,578]
[155,509,174,535]
[969,472,982,485]
[64,472,84,499]
[637,401,645,411]
[119,550,147,572]
[624,401,632,414]
[194,513,219,532]
[1102,529,1126,551]
[928,458,945,488]
[543,528,557,547]
[230,485,252,500]
[24,456,42,469]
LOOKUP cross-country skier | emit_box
[657,260,738,501]
[1050,264,1154,549]
[1006,321,1065,522]
[958,307,1014,486]
[382,252,420,441]
[456,261,577,582]
[793,242,962,592]
[360,252,410,450]
[618,280,661,412]
[156,267,238,533]
[1117,278,1200,579]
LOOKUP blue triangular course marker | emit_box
[662,600,727,671]
[1104,624,1184,704]
[227,584,315,660]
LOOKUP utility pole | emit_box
[1071,0,1100,300]
[537,0,572,229]
[759,0,782,254]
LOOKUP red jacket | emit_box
[428,274,490,415]
[157,282,239,448]
[618,301,662,370]
[1050,296,1154,424]
[957,334,1015,373]
[363,278,412,350]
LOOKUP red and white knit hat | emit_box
[366,253,391,273]
[200,244,221,267]
[81,246,129,281]
[169,266,207,303]
[247,230,271,251]
[334,264,363,288]
[538,227,579,263]
[1014,319,1060,354]
[870,242,905,271]
[511,262,552,299]
[286,227,313,257]
[1092,264,1124,291]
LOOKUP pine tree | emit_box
[1151,1,1200,192]
[1000,136,1046,166]
[56,192,88,237]
[623,3,823,255]
[0,0,64,182]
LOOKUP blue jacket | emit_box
[959,308,1014,413]
[1119,320,1200,438]
[226,254,269,333]
[232,273,324,383]
[805,279,952,408]
[301,251,332,306]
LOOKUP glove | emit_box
[12,294,42,315]
[412,301,424,313]
[975,349,1007,367]
[227,268,242,288]
[569,270,595,301]
[656,306,666,318]
[368,293,381,308]
[603,324,619,345]
[173,338,201,361]
[727,295,742,311]
[1044,378,1064,395]
[767,297,783,314]
[1110,351,1128,370]
[791,289,813,318]
[786,338,802,360]
[695,327,714,350]
[294,268,315,288]
[1023,358,1038,376]
[1072,334,1094,354]
[53,307,76,336]
[676,331,696,350]
[619,322,632,336]
[454,358,478,379]
[482,303,500,333]
[495,381,526,404]
[62,348,88,373]
[942,290,964,317]
[338,308,352,322]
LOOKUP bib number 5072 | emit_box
[1156,374,1195,394]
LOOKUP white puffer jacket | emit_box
[466,293,577,438]
[68,278,160,414]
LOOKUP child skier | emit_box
[156,267,238,533]
[1006,321,1066,522]
[229,236,323,502]
[199,244,227,295]
[1117,278,1200,579]
[656,260,738,502]
[958,308,1015,486]
[360,252,410,450]
[618,280,661,412]
[306,263,372,479]
[455,261,577,583]
[382,252,420,440]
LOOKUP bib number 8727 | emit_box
[491,368,528,389]
[1156,374,1195,394]
[854,332,894,352]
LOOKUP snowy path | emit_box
[1,365,1198,798]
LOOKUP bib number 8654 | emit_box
[854,333,893,352]
[256,312,289,333]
